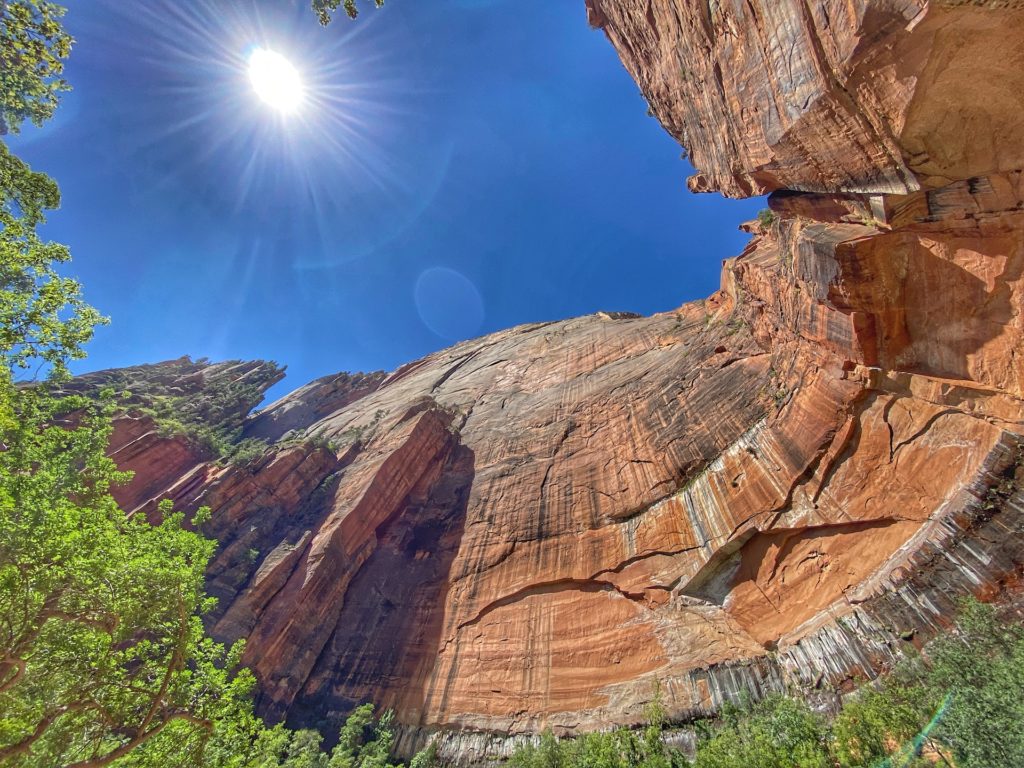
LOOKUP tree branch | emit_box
[63,712,212,768]
[0,703,87,761]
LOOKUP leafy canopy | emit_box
[0,3,277,765]
[5,0,1024,766]
[0,0,72,135]
[311,0,385,25]
[692,696,830,768]
[1,1,102,384]
[508,697,686,768]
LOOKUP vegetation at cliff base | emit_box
[505,599,1024,768]
[509,698,686,768]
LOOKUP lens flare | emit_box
[880,692,953,768]
[82,0,443,276]
[248,48,303,113]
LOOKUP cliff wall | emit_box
[85,1,1024,762]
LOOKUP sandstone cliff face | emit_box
[87,0,1024,762]
[586,0,1024,196]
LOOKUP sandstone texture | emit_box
[586,0,1024,197]
[81,0,1024,762]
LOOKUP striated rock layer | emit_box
[586,0,1024,197]
[84,0,1024,762]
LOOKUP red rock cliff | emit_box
[87,0,1024,762]
[586,0,1024,197]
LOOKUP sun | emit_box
[248,48,303,113]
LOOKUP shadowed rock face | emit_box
[86,0,1024,762]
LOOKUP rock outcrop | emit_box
[586,0,1024,197]
[82,0,1024,762]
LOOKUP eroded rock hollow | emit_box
[85,0,1024,762]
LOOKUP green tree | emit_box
[327,704,401,768]
[0,3,263,765]
[1,0,73,135]
[830,599,1024,767]
[926,599,1024,768]
[0,193,105,382]
[831,678,933,768]
[755,209,776,229]
[283,729,329,768]
[508,729,564,768]
[1,0,101,383]
[407,741,437,768]
[310,0,384,25]
[0,2,100,383]
[692,696,830,768]
[0,325,262,765]
[507,698,687,768]
[0,141,60,225]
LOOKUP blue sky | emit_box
[11,0,762,401]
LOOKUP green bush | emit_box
[693,696,830,768]
[225,437,270,467]
[831,679,934,768]
[926,600,1024,768]
[508,698,686,768]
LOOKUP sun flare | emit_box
[248,48,303,113]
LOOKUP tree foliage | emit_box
[692,696,830,768]
[0,0,73,135]
[0,141,59,225]
[508,699,686,768]
[310,0,384,25]
[4,1,1024,767]
[0,4,360,766]
[0,199,106,382]
[926,599,1024,767]
[509,727,687,768]
[830,676,934,768]
[0,102,244,768]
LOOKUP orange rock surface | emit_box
[586,0,1024,197]
[82,0,1024,760]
